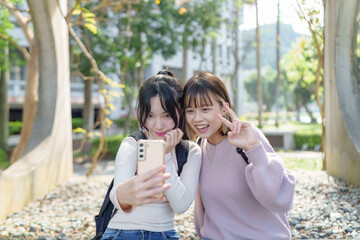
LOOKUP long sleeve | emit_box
[107,137,201,231]
[196,134,292,239]
[164,141,202,214]
[244,129,296,213]
[109,137,137,213]
[194,187,204,238]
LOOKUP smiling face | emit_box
[183,71,232,144]
[185,93,226,145]
[145,95,177,140]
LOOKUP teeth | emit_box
[196,125,208,130]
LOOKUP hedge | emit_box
[91,134,127,157]
[9,121,22,136]
[8,118,86,136]
[0,148,9,169]
[72,118,84,129]
[294,131,322,149]
[113,118,138,133]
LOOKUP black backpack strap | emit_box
[175,140,190,176]
[93,179,116,239]
[236,148,249,164]
[99,179,115,217]
[129,130,147,141]
[196,137,203,146]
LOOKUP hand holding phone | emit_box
[116,165,171,211]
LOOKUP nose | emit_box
[194,110,203,122]
[155,117,163,129]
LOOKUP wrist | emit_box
[119,203,133,213]
[244,141,261,151]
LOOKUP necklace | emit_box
[206,142,216,165]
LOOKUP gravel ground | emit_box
[0,166,359,240]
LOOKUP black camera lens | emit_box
[140,143,144,147]
[139,154,144,158]
[140,149,143,152]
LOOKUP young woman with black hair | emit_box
[101,70,201,240]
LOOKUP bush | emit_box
[0,148,9,169]
[72,118,84,129]
[294,131,322,149]
[8,118,85,136]
[91,134,127,157]
[9,121,22,136]
[113,117,138,132]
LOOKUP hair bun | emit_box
[157,69,175,78]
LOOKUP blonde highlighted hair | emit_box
[183,71,232,141]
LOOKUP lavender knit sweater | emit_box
[194,129,295,240]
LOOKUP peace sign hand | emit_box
[218,102,260,151]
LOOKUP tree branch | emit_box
[0,33,30,60]
[0,0,33,44]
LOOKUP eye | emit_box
[185,109,194,114]
[164,114,171,118]
[202,107,210,112]
[147,113,153,119]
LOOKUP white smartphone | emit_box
[137,139,165,198]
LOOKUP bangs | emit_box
[185,85,214,108]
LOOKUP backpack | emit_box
[196,137,249,164]
[92,131,190,240]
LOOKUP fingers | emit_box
[122,171,171,206]
[164,128,183,153]
[232,119,242,134]
[140,183,172,203]
[138,172,170,192]
[218,114,233,130]
[176,128,184,142]
[137,165,166,180]
[222,102,237,120]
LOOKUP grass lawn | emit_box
[262,121,322,134]
[278,151,323,171]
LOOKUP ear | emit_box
[221,106,227,117]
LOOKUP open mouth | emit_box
[195,125,209,133]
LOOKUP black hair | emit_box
[137,70,183,130]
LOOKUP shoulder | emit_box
[186,140,201,150]
[119,135,138,150]
[184,140,202,158]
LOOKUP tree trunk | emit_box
[199,38,206,70]
[275,0,281,127]
[83,79,94,131]
[182,33,188,83]
[122,71,136,135]
[255,0,263,128]
[211,38,216,75]
[0,0,73,222]
[303,104,315,123]
[0,41,9,151]
[325,0,360,186]
[10,39,38,163]
[231,1,240,113]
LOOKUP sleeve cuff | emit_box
[110,183,136,214]
[244,142,269,167]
